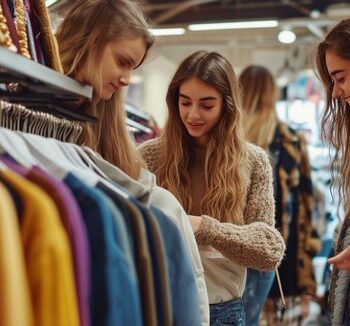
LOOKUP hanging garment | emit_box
[30,0,63,72]
[27,166,90,326]
[97,184,157,326]
[0,182,34,326]
[64,173,143,326]
[269,122,320,297]
[151,205,203,326]
[0,168,79,326]
[103,195,138,280]
[0,0,21,51]
[87,149,209,325]
[0,154,91,326]
[132,199,172,326]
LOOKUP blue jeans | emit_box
[210,297,245,325]
[344,305,350,325]
[242,269,275,326]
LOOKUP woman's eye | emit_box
[181,102,191,106]
[202,105,213,109]
[119,58,130,67]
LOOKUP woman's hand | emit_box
[328,246,350,271]
[187,215,202,233]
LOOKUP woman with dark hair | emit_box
[315,18,350,325]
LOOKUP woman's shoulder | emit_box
[138,138,161,155]
[245,142,270,167]
[137,138,162,170]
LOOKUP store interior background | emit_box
[47,1,350,322]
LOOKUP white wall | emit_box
[139,45,299,127]
[140,54,177,127]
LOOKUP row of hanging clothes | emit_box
[0,40,204,325]
[125,103,160,144]
[0,120,202,326]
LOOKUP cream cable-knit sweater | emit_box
[138,138,285,272]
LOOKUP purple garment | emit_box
[23,0,44,64]
[0,154,27,176]
[0,155,91,326]
[27,166,91,326]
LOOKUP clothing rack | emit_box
[0,47,96,122]
[125,102,151,123]
[126,117,153,134]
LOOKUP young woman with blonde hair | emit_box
[56,0,154,180]
[315,17,350,325]
[139,51,285,325]
[56,1,211,324]
[240,65,320,325]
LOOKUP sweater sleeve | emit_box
[195,145,285,271]
[137,139,160,173]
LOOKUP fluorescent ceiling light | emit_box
[149,28,186,36]
[188,20,279,31]
[278,30,296,44]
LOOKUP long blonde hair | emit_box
[56,0,154,179]
[315,18,350,218]
[156,51,249,224]
[239,65,279,149]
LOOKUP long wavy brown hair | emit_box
[239,65,279,149]
[315,18,350,218]
[56,0,154,179]
[155,51,249,224]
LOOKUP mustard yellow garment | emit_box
[1,170,79,326]
[0,182,34,326]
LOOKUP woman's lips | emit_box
[109,83,120,92]
[188,122,204,129]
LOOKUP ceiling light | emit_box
[149,28,186,36]
[278,30,296,44]
[310,10,321,19]
[188,20,279,31]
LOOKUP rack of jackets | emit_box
[0,127,206,326]
[268,122,321,298]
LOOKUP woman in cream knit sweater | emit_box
[139,51,285,325]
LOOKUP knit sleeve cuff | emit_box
[195,215,219,246]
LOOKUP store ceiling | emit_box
[49,0,350,48]
[141,0,347,25]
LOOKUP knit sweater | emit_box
[138,138,285,302]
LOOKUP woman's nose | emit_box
[188,106,201,119]
[119,72,130,87]
[332,83,343,99]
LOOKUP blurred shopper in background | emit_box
[139,51,285,326]
[315,17,350,326]
[240,65,321,325]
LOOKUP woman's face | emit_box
[80,37,146,100]
[326,49,350,106]
[178,77,223,146]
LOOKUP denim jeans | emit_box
[242,269,275,326]
[210,297,245,325]
[344,305,350,325]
